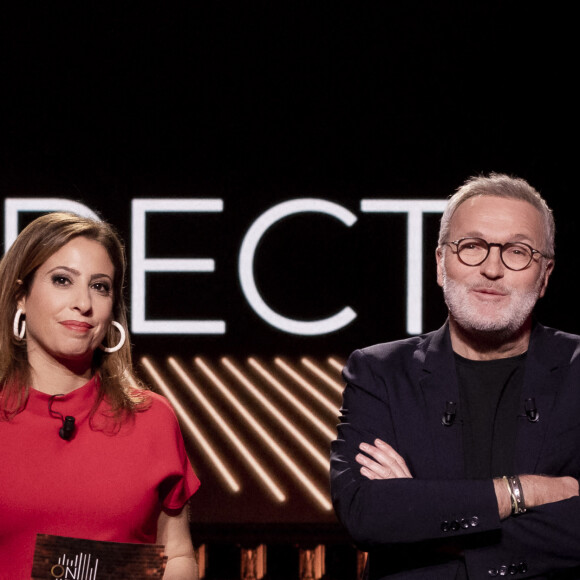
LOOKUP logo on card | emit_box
[49,552,99,579]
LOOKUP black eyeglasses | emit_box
[445,237,546,271]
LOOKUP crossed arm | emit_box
[356,439,579,519]
[331,345,580,576]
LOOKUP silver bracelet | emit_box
[506,475,527,515]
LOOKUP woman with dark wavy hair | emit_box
[0,212,200,578]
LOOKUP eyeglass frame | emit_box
[444,237,548,271]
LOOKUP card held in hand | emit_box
[31,534,167,579]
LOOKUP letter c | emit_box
[239,198,357,335]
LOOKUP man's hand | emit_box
[356,439,413,480]
[521,475,579,508]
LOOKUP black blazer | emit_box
[330,322,580,579]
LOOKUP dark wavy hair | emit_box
[0,211,149,422]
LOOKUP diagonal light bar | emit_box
[301,357,344,395]
[141,357,240,493]
[248,358,335,440]
[275,358,339,416]
[327,357,345,373]
[222,358,329,470]
[168,358,285,502]
[196,357,332,511]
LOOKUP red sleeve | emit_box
[147,392,201,511]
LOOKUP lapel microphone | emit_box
[441,401,456,426]
[524,398,539,423]
[48,394,76,440]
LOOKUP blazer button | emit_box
[499,564,508,575]
[469,516,480,527]
[518,562,528,573]
[487,569,499,577]
[441,521,450,532]
[460,518,470,529]
[450,520,460,531]
[508,563,518,575]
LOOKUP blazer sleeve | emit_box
[330,347,502,546]
[464,499,580,578]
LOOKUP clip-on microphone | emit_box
[59,415,76,440]
[524,398,539,423]
[48,394,76,440]
[441,401,457,426]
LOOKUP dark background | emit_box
[2,2,578,536]
[3,3,577,351]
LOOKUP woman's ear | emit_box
[16,279,26,311]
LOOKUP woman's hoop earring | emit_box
[13,308,26,340]
[99,321,126,353]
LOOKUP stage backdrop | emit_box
[2,1,577,537]
[1,187,574,531]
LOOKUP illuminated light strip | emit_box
[300,357,344,395]
[140,357,241,493]
[274,358,339,416]
[327,357,345,373]
[221,358,330,471]
[248,358,335,440]
[126,373,140,389]
[196,357,332,511]
[167,358,285,502]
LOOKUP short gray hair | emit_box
[438,173,555,258]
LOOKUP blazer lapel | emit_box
[514,323,566,474]
[417,323,466,479]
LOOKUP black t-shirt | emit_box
[455,352,526,478]
[453,352,526,579]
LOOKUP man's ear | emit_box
[538,259,555,298]
[436,247,444,288]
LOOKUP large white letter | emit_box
[360,199,447,335]
[239,198,357,336]
[3,198,101,253]
[132,199,225,334]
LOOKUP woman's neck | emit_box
[28,352,93,395]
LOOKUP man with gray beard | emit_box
[331,173,580,579]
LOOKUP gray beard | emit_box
[441,266,545,340]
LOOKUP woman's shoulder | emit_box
[133,389,179,420]
[106,389,183,439]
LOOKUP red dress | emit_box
[0,376,200,578]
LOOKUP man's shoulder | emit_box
[351,326,444,364]
[532,322,580,360]
[534,322,580,343]
[342,328,446,387]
